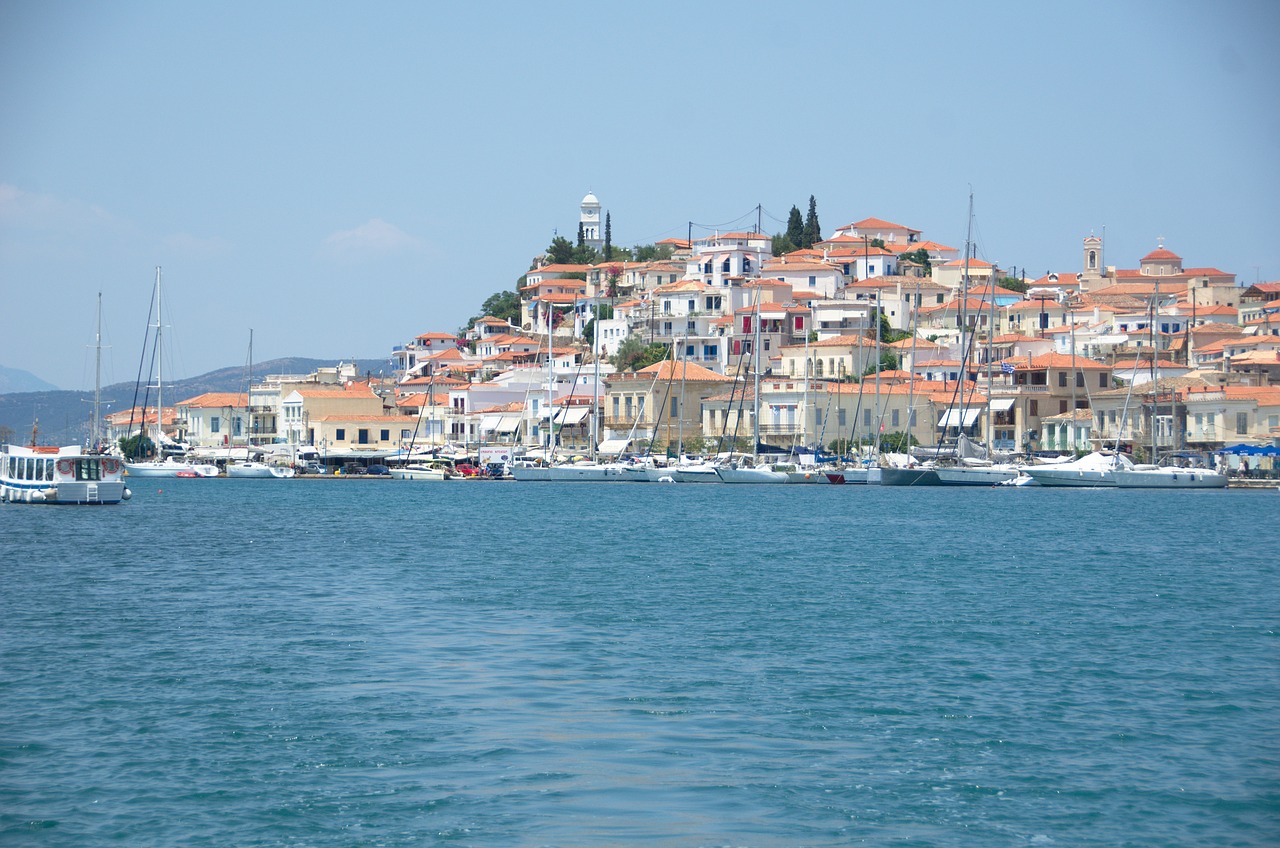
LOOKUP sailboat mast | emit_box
[93,292,103,450]
[545,300,554,453]
[752,288,761,461]
[247,328,254,453]
[155,267,163,451]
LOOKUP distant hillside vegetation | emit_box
[0,365,60,394]
[0,357,388,445]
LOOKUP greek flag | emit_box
[1000,361,1016,374]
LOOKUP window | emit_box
[1060,400,1068,414]
[704,344,718,358]
[1237,412,1248,435]
[663,301,671,314]
[358,429,369,444]
[1058,372,1067,387]
[864,409,872,427]
[1076,371,1084,388]
[1100,372,1108,388]
[612,397,620,418]
[686,344,695,358]
[838,408,847,426]
[891,409,900,427]
[808,275,816,287]
[1029,399,1039,416]
[211,416,220,433]
[336,428,346,441]
[401,429,411,440]
[670,397,679,417]
[233,417,242,437]
[1207,413,1215,430]
[380,429,390,441]
[688,299,695,312]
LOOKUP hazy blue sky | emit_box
[3,0,1277,389]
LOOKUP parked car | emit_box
[366,464,391,476]
[454,462,486,478]
[299,461,325,475]
[341,462,366,475]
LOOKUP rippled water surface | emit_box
[3,480,1277,846]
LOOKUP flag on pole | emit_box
[1000,361,1016,374]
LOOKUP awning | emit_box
[479,415,503,431]
[553,407,590,425]
[989,397,1016,412]
[938,408,981,427]
[496,415,523,432]
[596,438,631,455]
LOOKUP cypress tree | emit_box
[802,195,821,249]
[604,212,612,260]
[785,206,804,251]
[577,221,585,247]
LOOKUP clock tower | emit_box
[579,191,603,250]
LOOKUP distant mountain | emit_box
[0,365,60,394]
[0,357,389,444]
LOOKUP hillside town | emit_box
[102,193,1280,475]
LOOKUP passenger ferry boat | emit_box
[1,443,131,504]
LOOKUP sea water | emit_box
[2,480,1277,847]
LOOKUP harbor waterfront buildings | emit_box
[100,195,1279,470]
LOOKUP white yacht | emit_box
[1021,451,1133,487]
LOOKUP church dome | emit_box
[581,192,599,206]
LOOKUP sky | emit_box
[2,0,1278,390]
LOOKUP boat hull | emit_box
[714,466,790,484]
[227,462,294,478]
[1021,468,1115,487]
[670,466,722,483]
[125,459,220,477]
[2,445,130,504]
[1112,468,1227,489]
[390,469,450,481]
[878,467,942,486]
[511,464,627,481]
[934,466,1021,486]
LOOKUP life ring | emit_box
[103,458,120,474]
[56,459,74,475]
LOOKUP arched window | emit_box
[1088,250,1097,269]
[815,358,824,377]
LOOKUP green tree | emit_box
[460,290,522,335]
[999,275,1029,293]
[861,351,900,378]
[546,235,575,264]
[899,247,932,275]
[870,238,886,249]
[785,205,804,250]
[879,431,917,453]
[632,243,673,262]
[577,221,585,247]
[611,336,669,372]
[604,212,612,260]
[771,233,791,256]
[802,195,821,248]
[571,244,601,265]
[118,433,154,460]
